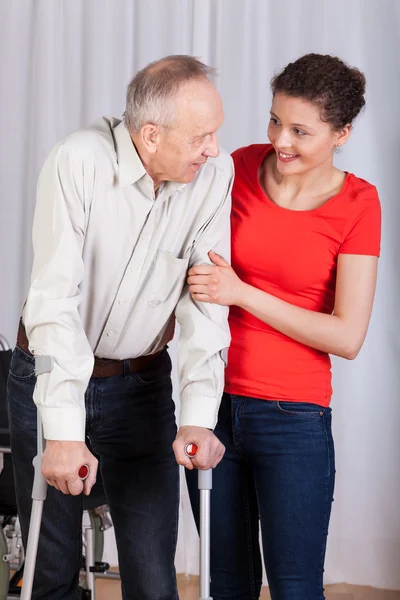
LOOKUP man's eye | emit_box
[193,138,204,147]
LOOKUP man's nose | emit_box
[203,133,219,158]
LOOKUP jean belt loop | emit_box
[123,358,130,377]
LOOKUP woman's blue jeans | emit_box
[186,392,335,600]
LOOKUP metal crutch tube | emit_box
[184,443,213,600]
[20,418,47,600]
[82,513,96,598]
[20,416,91,600]
[21,355,55,599]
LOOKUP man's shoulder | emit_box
[52,116,119,162]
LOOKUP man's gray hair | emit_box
[124,55,216,133]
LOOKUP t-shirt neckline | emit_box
[254,144,350,215]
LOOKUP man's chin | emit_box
[171,166,203,185]
[178,173,197,184]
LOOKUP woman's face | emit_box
[267,93,349,175]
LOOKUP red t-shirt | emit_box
[225,144,381,406]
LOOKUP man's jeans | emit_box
[186,392,335,600]
[7,345,179,600]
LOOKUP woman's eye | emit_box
[294,128,306,136]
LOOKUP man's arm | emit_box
[173,158,233,470]
[23,141,98,494]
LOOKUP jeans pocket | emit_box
[9,346,36,380]
[130,349,172,385]
[274,400,326,417]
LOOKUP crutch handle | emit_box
[184,443,212,487]
[184,442,213,599]
[78,464,90,481]
[184,442,198,458]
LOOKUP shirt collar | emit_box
[114,120,147,187]
[168,181,186,193]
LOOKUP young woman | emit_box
[186,54,381,600]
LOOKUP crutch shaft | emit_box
[20,418,47,599]
[183,445,213,600]
[198,469,212,600]
[199,489,211,600]
[20,500,44,600]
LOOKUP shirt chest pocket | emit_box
[148,250,190,308]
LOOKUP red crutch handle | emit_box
[78,464,90,481]
[184,443,198,458]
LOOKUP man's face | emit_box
[153,80,224,184]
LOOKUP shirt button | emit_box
[107,331,113,337]
[118,299,127,305]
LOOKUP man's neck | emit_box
[130,132,164,194]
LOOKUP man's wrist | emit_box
[178,425,213,432]
[179,395,220,430]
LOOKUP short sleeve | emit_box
[340,186,381,256]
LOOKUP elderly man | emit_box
[7,55,233,599]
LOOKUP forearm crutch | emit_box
[185,443,213,600]
[21,357,89,599]
[20,416,47,600]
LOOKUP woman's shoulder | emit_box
[339,173,381,256]
[342,172,380,211]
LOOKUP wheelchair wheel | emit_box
[78,586,92,599]
[0,527,10,600]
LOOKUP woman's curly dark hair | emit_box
[271,54,366,130]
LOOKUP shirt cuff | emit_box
[38,406,86,441]
[179,395,220,430]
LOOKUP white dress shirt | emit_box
[22,117,233,441]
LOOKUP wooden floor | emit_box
[96,573,400,599]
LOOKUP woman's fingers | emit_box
[189,284,211,294]
[187,274,213,285]
[188,265,218,276]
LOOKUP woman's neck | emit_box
[260,152,345,210]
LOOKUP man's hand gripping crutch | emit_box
[21,355,97,600]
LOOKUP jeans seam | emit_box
[316,413,334,598]
[170,484,180,600]
[14,344,35,363]
[321,413,331,479]
[8,371,36,381]
[231,397,243,457]
[234,396,247,449]
[131,371,171,385]
[87,378,101,431]
[274,400,324,417]
[243,471,258,600]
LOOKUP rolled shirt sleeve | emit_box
[23,143,96,441]
[175,159,234,429]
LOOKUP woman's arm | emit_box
[188,251,378,359]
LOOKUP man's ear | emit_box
[141,124,161,154]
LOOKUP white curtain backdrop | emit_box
[1,0,399,589]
